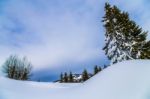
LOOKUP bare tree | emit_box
[2,55,32,80]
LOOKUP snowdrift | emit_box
[0,60,150,99]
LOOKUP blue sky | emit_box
[0,0,150,81]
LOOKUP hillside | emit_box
[0,60,150,99]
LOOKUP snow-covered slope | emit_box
[0,60,150,99]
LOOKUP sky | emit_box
[0,0,150,81]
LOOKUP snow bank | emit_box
[0,60,150,99]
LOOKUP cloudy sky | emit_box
[0,0,150,81]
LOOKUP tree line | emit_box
[1,55,105,82]
[59,65,102,83]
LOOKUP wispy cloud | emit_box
[0,0,106,71]
[0,0,150,80]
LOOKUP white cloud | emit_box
[0,0,106,71]
[1,0,149,79]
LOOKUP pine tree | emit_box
[98,66,102,72]
[60,73,63,83]
[69,72,73,82]
[82,69,89,81]
[102,3,148,64]
[103,64,107,69]
[140,41,150,59]
[94,65,99,75]
[64,72,68,82]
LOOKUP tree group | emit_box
[60,66,103,83]
[94,65,102,75]
[2,55,32,80]
[60,72,74,83]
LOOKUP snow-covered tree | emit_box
[140,41,150,59]
[102,3,148,64]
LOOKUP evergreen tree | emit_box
[64,72,68,82]
[69,72,73,82]
[140,41,150,59]
[82,69,89,81]
[60,73,63,83]
[102,3,148,64]
[94,65,99,75]
[98,66,102,72]
[103,64,107,69]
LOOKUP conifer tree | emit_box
[82,69,89,81]
[102,3,148,64]
[103,64,107,69]
[94,65,99,75]
[69,72,73,82]
[60,73,63,83]
[98,66,102,72]
[140,41,150,59]
[64,72,68,82]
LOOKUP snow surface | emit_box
[0,60,150,99]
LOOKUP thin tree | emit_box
[82,69,89,81]
[98,66,102,72]
[69,72,73,82]
[94,65,99,75]
[64,72,68,82]
[60,73,63,83]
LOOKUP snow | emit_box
[73,74,82,81]
[0,60,150,99]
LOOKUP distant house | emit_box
[73,73,93,82]
[72,74,82,82]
